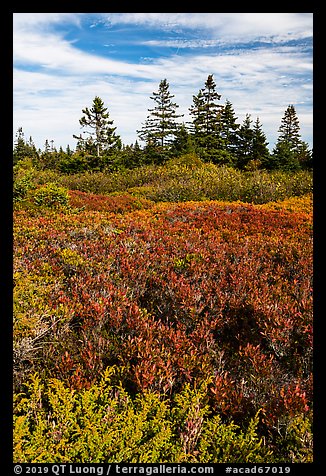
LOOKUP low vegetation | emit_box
[13,160,313,462]
[14,155,312,206]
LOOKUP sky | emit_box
[13,12,313,151]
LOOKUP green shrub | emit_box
[127,185,158,198]
[13,370,182,463]
[14,371,275,463]
[198,412,272,463]
[15,162,313,205]
[13,173,35,203]
[13,161,39,203]
[281,170,313,197]
[165,153,204,169]
[195,165,243,201]
[58,171,111,194]
[30,183,69,208]
[147,178,207,202]
[274,414,313,463]
[240,170,312,204]
[35,169,63,186]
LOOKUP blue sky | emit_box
[13,13,313,151]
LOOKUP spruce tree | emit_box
[137,79,183,149]
[277,105,301,150]
[270,105,308,170]
[189,74,223,162]
[235,114,254,169]
[219,99,240,164]
[137,117,158,147]
[13,128,38,165]
[296,141,313,169]
[171,123,195,156]
[73,96,120,157]
[40,139,59,170]
[43,139,51,154]
[188,89,205,143]
[251,118,270,168]
[27,137,38,158]
[13,127,27,165]
[137,79,183,155]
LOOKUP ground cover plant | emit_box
[13,186,313,463]
[14,157,312,206]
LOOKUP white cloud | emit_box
[13,29,152,77]
[13,13,313,150]
[13,13,78,28]
[104,12,313,42]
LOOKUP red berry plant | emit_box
[13,192,313,462]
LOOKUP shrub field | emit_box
[14,158,312,205]
[13,167,313,463]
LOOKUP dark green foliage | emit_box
[73,96,121,157]
[189,74,223,162]
[111,141,145,169]
[13,127,26,165]
[235,114,254,169]
[137,79,183,150]
[270,105,312,171]
[296,141,313,169]
[140,144,172,166]
[270,141,300,171]
[219,99,240,158]
[171,123,196,156]
[38,145,61,170]
[58,151,114,174]
[251,118,271,168]
[234,115,271,171]
[277,105,301,150]
[13,128,38,165]
[57,152,89,174]
[13,78,312,174]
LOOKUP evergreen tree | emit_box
[114,141,145,169]
[13,127,26,165]
[277,105,301,150]
[39,139,59,170]
[189,89,206,139]
[137,117,158,147]
[219,99,240,161]
[251,118,270,168]
[171,123,195,156]
[27,136,38,158]
[73,96,120,157]
[137,79,183,148]
[296,141,313,169]
[235,114,254,169]
[270,105,309,170]
[75,137,86,153]
[189,74,223,162]
[43,139,51,154]
[270,141,298,171]
[13,128,37,165]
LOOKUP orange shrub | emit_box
[68,190,152,213]
[14,198,313,442]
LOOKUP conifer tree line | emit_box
[13,74,313,173]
